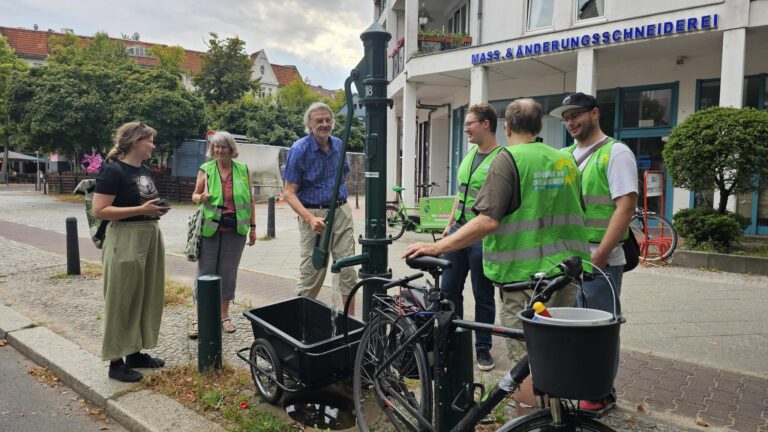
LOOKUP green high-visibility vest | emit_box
[200,160,252,237]
[483,143,591,283]
[565,138,628,243]
[455,145,503,223]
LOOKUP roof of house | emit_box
[270,63,302,87]
[0,26,206,72]
[307,84,338,100]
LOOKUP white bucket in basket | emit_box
[533,307,613,326]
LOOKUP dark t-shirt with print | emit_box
[95,161,159,221]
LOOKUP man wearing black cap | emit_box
[551,92,638,412]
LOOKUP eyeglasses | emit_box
[464,120,481,128]
[560,109,593,124]
[126,122,146,140]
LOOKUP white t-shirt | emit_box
[571,137,638,266]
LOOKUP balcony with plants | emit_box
[416,3,472,55]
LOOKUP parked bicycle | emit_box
[386,182,447,240]
[629,207,678,263]
[350,255,622,432]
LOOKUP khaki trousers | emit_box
[499,283,577,364]
[296,203,357,298]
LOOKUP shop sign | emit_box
[471,14,719,65]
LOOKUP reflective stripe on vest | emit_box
[455,145,503,222]
[200,160,252,237]
[482,143,591,283]
[565,139,628,243]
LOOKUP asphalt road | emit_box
[0,343,127,432]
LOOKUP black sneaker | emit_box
[476,348,495,371]
[108,363,143,382]
[125,352,165,369]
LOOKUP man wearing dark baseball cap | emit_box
[552,92,638,413]
[549,92,599,118]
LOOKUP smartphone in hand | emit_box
[155,199,170,207]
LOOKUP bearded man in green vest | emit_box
[551,92,638,413]
[441,103,504,371]
[404,98,591,371]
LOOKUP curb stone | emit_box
[0,307,227,432]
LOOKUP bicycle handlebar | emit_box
[500,256,583,304]
[383,272,424,289]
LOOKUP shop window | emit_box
[597,89,616,138]
[577,0,604,21]
[527,0,554,30]
[698,80,720,110]
[621,88,672,128]
[696,76,767,110]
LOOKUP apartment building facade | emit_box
[377,0,768,235]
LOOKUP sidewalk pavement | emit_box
[1,183,767,432]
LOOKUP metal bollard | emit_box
[436,327,473,431]
[267,195,275,238]
[197,275,222,372]
[65,217,81,275]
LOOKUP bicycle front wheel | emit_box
[629,214,678,262]
[497,409,616,432]
[386,205,407,240]
[353,310,432,432]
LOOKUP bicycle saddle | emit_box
[392,185,405,192]
[405,256,452,271]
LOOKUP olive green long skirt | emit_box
[101,220,165,361]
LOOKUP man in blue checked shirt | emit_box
[282,102,358,314]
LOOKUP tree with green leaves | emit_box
[1,36,29,183]
[277,78,320,115]
[112,66,206,156]
[10,64,117,157]
[49,31,131,68]
[664,106,768,213]
[149,45,186,75]
[193,33,259,104]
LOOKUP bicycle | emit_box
[385,182,440,240]
[350,255,622,432]
[629,207,678,263]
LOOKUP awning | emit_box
[1,151,48,162]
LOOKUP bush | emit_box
[673,207,749,253]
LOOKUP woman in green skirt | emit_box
[93,122,170,382]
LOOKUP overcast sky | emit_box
[2,0,373,90]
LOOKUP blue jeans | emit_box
[577,264,623,402]
[440,227,495,350]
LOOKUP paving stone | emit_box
[619,356,646,372]
[644,387,678,409]
[655,376,687,393]
[731,415,767,432]
[620,386,648,405]
[714,378,742,394]
[736,401,768,421]
[738,391,768,406]
[742,381,768,396]
[628,376,658,392]
[701,400,737,419]
[663,369,690,381]
[681,378,713,393]
[672,400,704,418]
[636,367,665,382]
[708,388,738,405]
[676,390,709,406]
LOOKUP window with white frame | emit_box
[447,3,468,35]
[577,0,604,20]
[126,45,150,57]
[527,0,554,30]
